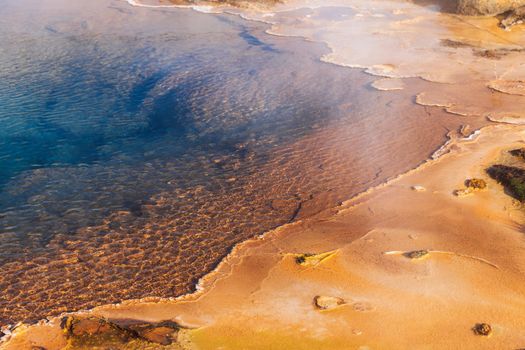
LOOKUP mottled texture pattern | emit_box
[457,0,525,14]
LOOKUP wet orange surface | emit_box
[3,0,525,332]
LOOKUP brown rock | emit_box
[313,296,346,310]
[61,316,182,345]
[465,178,487,190]
[62,317,114,337]
[127,321,180,345]
[404,250,429,259]
[455,178,488,197]
[473,323,492,336]
[411,185,426,192]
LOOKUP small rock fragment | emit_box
[313,296,345,310]
[295,252,335,266]
[404,250,429,259]
[465,178,487,190]
[0,325,11,338]
[473,323,492,336]
[455,178,487,197]
[411,185,426,192]
[454,188,472,197]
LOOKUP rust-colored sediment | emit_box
[4,124,525,350]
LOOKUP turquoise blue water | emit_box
[0,0,374,324]
[0,0,324,249]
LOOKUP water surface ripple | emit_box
[0,0,473,325]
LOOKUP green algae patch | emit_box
[510,148,525,160]
[487,165,525,201]
[294,251,337,267]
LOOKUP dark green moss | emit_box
[509,177,525,201]
[510,148,525,160]
[295,253,314,265]
[487,165,525,201]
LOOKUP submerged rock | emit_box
[313,296,346,310]
[487,165,525,201]
[127,321,181,346]
[61,316,182,346]
[473,323,492,336]
[62,316,126,338]
[404,250,429,259]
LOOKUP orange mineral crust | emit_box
[4,125,525,349]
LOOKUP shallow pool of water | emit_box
[0,0,472,325]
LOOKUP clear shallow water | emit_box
[0,0,319,253]
[0,0,470,325]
